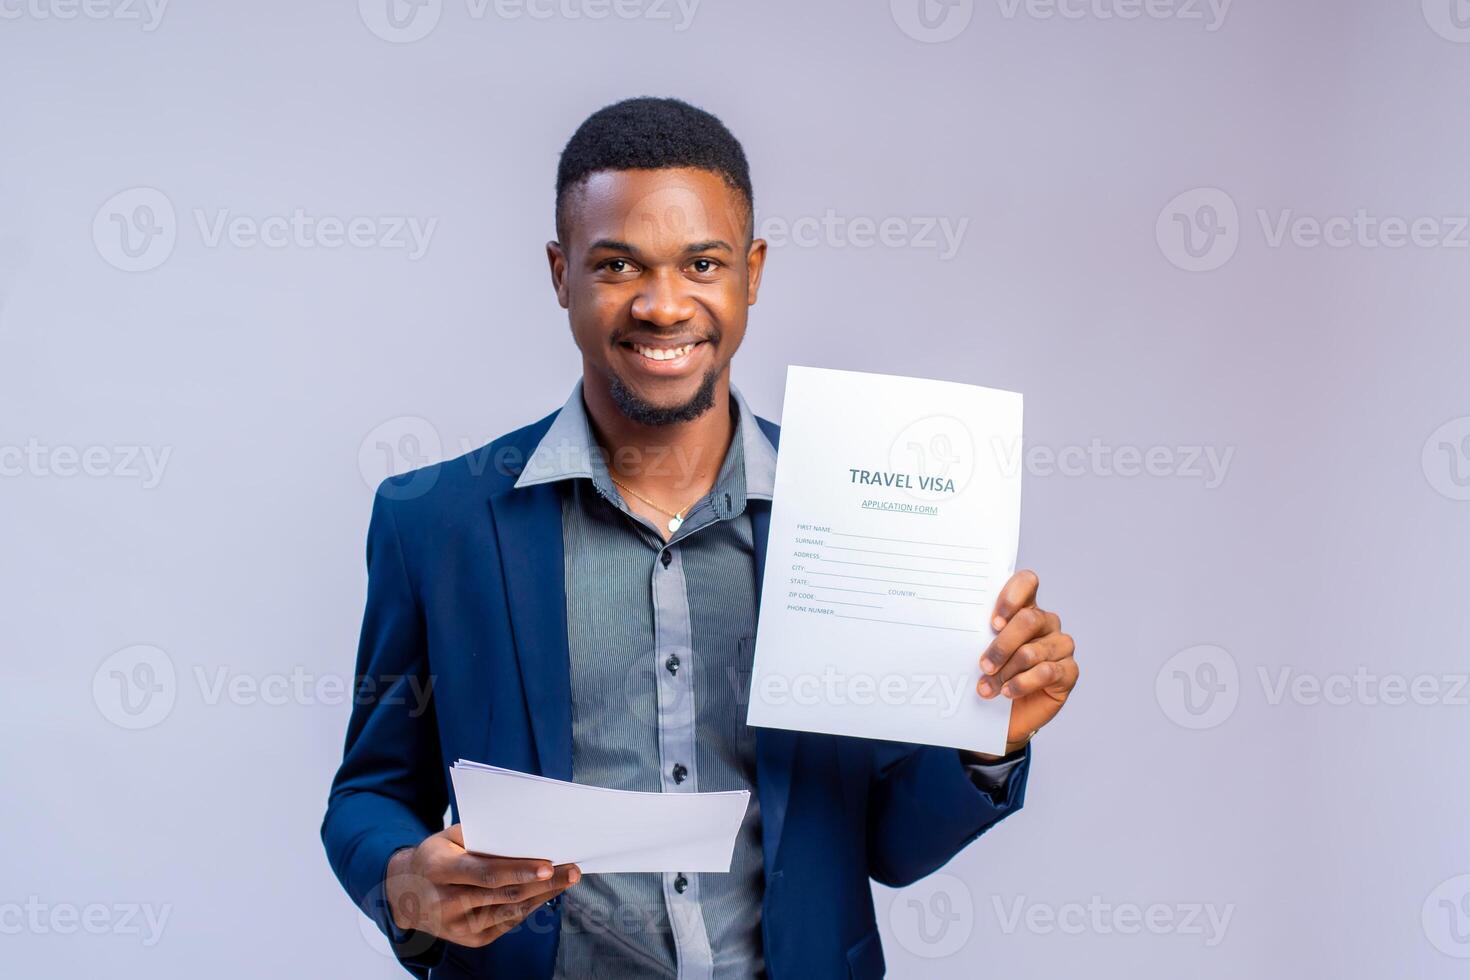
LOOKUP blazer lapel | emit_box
[487,477,573,782]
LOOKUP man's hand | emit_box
[385,824,581,948]
[968,569,1078,759]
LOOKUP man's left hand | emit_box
[966,569,1078,760]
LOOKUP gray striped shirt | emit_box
[516,380,774,980]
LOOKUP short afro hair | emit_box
[554,96,754,244]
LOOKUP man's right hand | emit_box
[385,824,581,948]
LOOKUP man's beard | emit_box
[607,366,720,426]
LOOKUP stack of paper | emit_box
[449,761,750,873]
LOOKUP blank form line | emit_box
[828,546,989,565]
[810,572,985,592]
[834,614,983,633]
[818,558,986,579]
[809,586,888,596]
[831,531,988,551]
[803,598,883,609]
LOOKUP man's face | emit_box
[547,167,766,426]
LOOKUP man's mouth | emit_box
[629,341,700,361]
[615,337,711,374]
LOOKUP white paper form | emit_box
[449,761,750,874]
[746,366,1023,755]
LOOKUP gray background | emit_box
[3,0,1469,976]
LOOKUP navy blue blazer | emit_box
[322,406,1031,979]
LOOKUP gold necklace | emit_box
[609,476,705,533]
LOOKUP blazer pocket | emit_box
[845,929,886,979]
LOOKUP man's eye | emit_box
[602,258,634,273]
[690,258,718,274]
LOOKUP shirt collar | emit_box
[513,378,776,502]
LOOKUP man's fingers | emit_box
[990,569,1039,630]
[992,631,1075,687]
[978,606,1057,686]
[1001,656,1079,700]
[442,853,556,889]
[457,865,582,910]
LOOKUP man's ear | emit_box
[546,241,570,309]
[745,237,768,306]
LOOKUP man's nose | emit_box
[630,269,697,327]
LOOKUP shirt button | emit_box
[672,763,688,784]
[674,874,689,894]
[666,654,680,675]
[660,550,672,569]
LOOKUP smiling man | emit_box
[322,96,1079,980]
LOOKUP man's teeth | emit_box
[633,343,697,361]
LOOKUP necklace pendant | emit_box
[667,514,683,533]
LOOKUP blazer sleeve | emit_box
[321,485,448,975]
[865,742,1031,887]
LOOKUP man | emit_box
[322,96,1079,979]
